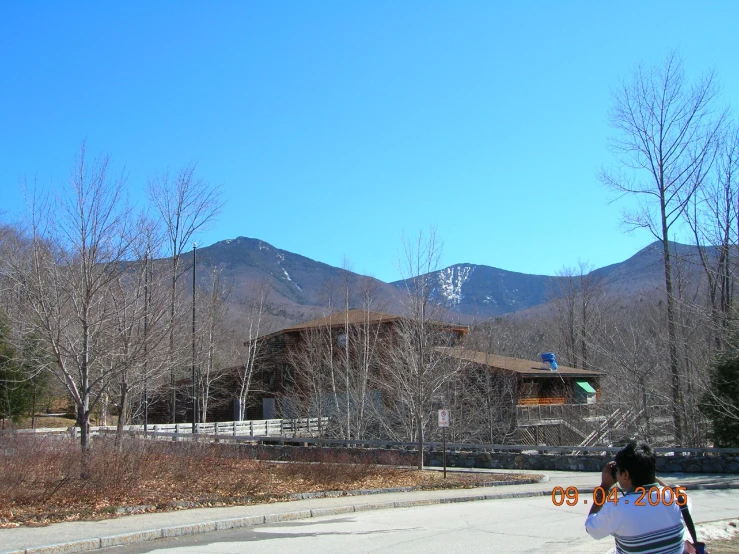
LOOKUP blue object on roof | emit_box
[541,352,558,371]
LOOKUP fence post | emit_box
[233,421,237,437]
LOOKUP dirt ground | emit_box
[707,537,739,553]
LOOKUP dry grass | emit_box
[8,415,112,429]
[16,416,78,428]
[0,434,533,527]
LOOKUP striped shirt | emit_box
[585,485,689,554]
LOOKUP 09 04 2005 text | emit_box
[551,485,687,507]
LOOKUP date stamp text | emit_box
[551,485,687,507]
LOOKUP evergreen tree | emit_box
[0,312,32,423]
[702,355,739,447]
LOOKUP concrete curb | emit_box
[4,479,736,554]
[0,489,551,554]
[684,483,739,491]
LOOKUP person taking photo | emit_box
[585,440,703,554]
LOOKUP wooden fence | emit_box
[7,417,329,440]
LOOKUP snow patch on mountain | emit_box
[282,268,302,291]
[437,265,472,305]
[276,253,302,292]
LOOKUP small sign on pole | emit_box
[438,409,450,478]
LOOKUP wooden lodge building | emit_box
[148,309,604,446]
[244,310,603,430]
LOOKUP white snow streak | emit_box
[277,253,302,292]
[437,266,472,305]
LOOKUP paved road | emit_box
[2,470,736,554]
[101,489,739,554]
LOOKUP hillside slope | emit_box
[172,236,705,327]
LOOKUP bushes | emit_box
[0,434,410,525]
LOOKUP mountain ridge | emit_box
[181,236,700,325]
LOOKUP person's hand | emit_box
[600,461,616,488]
[589,461,616,515]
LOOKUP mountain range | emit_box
[185,236,700,326]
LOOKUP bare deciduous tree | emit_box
[148,165,222,422]
[383,228,463,468]
[106,217,171,444]
[599,51,725,444]
[548,262,607,370]
[195,266,233,422]
[444,362,517,445]
[14,145,134,467]
[236,281,270,422]
[684,122,739,353]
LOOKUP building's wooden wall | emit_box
[515,376,599,406]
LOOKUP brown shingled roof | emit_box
[284,309,402,332]
[437,347,603,377]
[256,309,468,341]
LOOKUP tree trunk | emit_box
[662,236,683,445]
[115,379,129,448]
[169,263,177,423]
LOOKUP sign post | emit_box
[438,409,450,478]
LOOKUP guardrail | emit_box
[6,423,738,456]
[272,438,739,456]
[111,432,739,456]
[4,417,330,439]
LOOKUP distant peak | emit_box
[445,263,477,271]
[213,236,274,249]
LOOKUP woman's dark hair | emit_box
[614,440,656,487]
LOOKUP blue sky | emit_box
[1,1,737,282]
